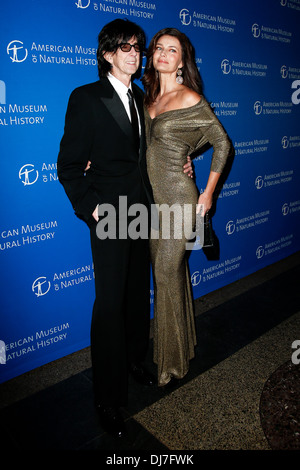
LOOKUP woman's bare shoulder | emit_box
[179,87,202,108]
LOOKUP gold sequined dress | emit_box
[145,97,230,386]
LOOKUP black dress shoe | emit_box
[96,405,126,438]
[129,363,157,386]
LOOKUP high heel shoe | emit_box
[160,376,181,391]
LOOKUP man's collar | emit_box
[107,72,132,95]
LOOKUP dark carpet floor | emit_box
[0,262,299,453]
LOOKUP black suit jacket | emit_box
[57,78,153,227]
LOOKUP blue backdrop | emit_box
[1,0,299,383]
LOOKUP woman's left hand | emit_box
[196,191,212,215]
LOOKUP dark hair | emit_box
[97,19,146,77]
[142,28,203,106]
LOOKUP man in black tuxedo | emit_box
[57,19,191,438]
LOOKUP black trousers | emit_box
[90,216,150,407]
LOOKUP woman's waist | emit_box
[146,145,191,165]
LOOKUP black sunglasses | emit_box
[118,43,141,53]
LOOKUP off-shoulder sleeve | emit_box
[194,99,231,174]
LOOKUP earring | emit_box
[176,68,183,84]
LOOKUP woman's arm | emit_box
[196,171,221,215]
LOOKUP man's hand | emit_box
[85,160,91,172]
[183,156,193,178]
[92,205,98,222]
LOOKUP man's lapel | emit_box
[97,77,134,143]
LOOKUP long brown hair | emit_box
[142,28,203,107]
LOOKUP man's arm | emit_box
[57,88,99,224]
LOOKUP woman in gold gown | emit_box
[142,28,230,386]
